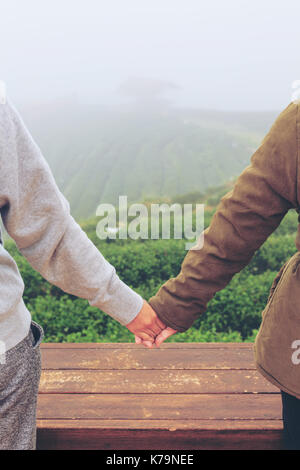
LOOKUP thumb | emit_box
[135,335,142,344]
[155,327,177,347]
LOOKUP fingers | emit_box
[138,331,155,343]
[143,317,166,338]
[127,300,168,342]
[135,327,177,349]
[146,324,164,338]
[135,335,155,349]
[155,327,177,347]
[128,300,171,349]
[135,320,165,347]
[134,323,165,341]
[135,335,142,344]
[144,317,166,339]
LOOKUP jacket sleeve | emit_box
[0,98,143,325]
[149,102,300,332]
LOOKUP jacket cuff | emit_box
[148,296,193,332]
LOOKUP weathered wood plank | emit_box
[39,369,278,394]
[41,348,256,370]
[37,394,282,420]
[36,419,283,430]
[36,427,284,450]
[40,342,253,349]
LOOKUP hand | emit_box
[127,300,166,348]
[155,327,177,347]
[135,326,177,348]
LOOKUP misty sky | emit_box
[1,0,300,111]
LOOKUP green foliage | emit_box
[195,271,276,339]
[246,234,297,274]
[165,326,246,343]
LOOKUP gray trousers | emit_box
[0,321,44,450]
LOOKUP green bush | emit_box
[196,270,276,339]
[245,234,297,275]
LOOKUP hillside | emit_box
[21,100,279,219]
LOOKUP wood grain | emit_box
[36,427,284,450]
[37,393,282,420]
[40,342,253,349]
[41,346,256,370]
[39,369,277,394]
[37,419,283,430]
[37,342,284,450]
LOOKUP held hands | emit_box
[126,300,177,348]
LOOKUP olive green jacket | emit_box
[149,101,300,398]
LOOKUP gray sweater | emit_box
[0,97,143,352]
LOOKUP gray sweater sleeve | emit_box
[0,98,143,325]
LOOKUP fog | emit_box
[1,0,300,111]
